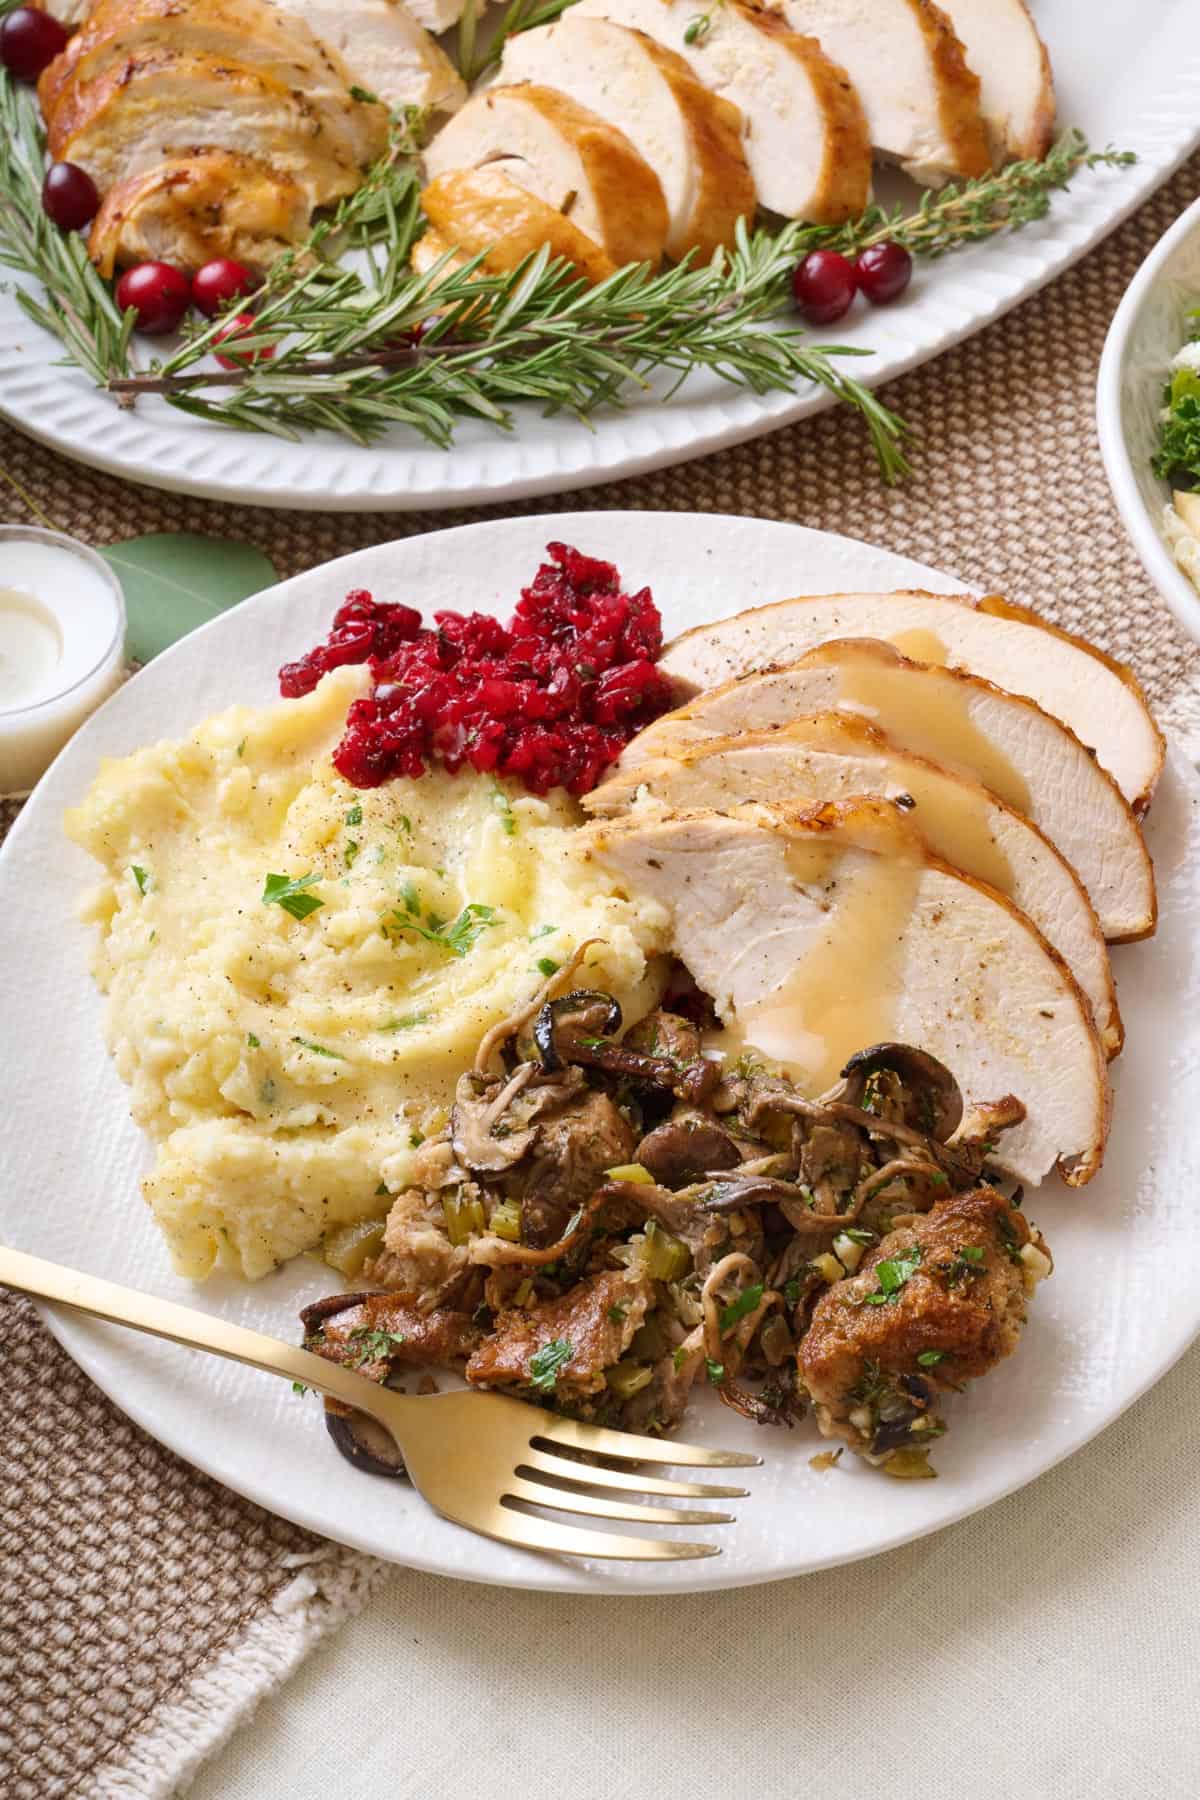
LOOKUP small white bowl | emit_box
[1097,192,1200,645]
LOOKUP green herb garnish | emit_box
[291,1036,342,1058]
[390,900,498,957]
[490,779,516,836]
[381,1011,429,1032]
[917,1350,947,1367]
[262,871,324,921]
[131,865,149,895]
[719,1283,764,1333]
[345,803,363,826]
[607,1304,627,1325]
[349,1325,408,1365]
[705,1359,725,1386]
[344,840,360,869]
[864,1246,922,1306]
[528,1337,573,1393]
[247,1032,260,1048]
[536,957,560,977]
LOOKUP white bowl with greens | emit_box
[1098,194,1200,645]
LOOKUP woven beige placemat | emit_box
[2,149,1199,1800]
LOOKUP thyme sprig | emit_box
[0,40,1134,483]
[454,0,578,86]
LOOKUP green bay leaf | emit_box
[100,533,277,663]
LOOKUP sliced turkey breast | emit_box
[423,84,669,268]
[45,51,387,198]
[497,19,754,262]
[88,151,310,275]
[659,591,1165,815]
[402,0,466,35]
[268,0,465,115]
[775,0,990,183]
[420,166,618,285]
[39,0,358,120]
[584,711,1120,1058]
[574,0,870,222]
[938,0,1055,163]
[582,798,1110,1186]
[614,639,1156,943]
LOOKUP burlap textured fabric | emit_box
[1,149,1199,1800]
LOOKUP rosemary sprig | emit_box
[791,128,1137,260]
[0,79,136,387]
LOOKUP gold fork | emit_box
[0,1245,759,1562]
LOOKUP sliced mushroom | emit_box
[833,1043,965,1143]
[636,1112,741,1187]
[534,989,718,1102]
[324,1406,407,1477]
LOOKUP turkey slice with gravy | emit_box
[581,797,1109,1187]
[611,638,1156,943]
[584,711,1121,1059]
[658,593,1165,814]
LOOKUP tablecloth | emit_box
[2,145,1199,1800]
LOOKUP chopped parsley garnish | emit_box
[719,1283,764,1333]
[490,779,516,836]
[131,864,149,895]
[236,739,247,758]
[536,957,560,977]
[784,1279,802,1305]
[917,1350,947,1367]
[943,1244,987,1289]
[348,82,380,103]
[348,1326,408,1365]
[381,1011,429,1032]
[607,1304,628,1325]
[344,840,360,869]
[531,924,557,940]
[389,899,498,957]
[705,1358,725,1386]
[528,1338,573,1393]
[262,871,324,921]
[863,1246,922,1306]
[841,1228,877,1246]
[375,1181,390,1197]
[247,1032,260,1048]
[673,1345,689,1372]
[291,1036,342,1058]
[398,815,413,835]
[344,803,363,827]
[291,1381,308,1395]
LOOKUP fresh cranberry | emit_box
[856,241,914,306]
[192,259,257,317]
[791,250,858,326]
[114,262,191,335]
[213,312,274,370]
[0,7,67,80]
[41,162,99,232]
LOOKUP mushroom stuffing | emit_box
[303,951,1052,1481]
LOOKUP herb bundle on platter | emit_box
[0,45,1134,479]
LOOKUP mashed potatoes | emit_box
[65,667,668,1280]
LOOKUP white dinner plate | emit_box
[3,511,1199,1594]
[1,2,1198,511]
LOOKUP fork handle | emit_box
[0,1243,402,1421]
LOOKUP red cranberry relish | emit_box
[278,543,674,796]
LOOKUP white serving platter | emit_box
[0,1,1198,510]
[1,510,1198,1594]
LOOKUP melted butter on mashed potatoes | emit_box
[65,666,669,1281]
